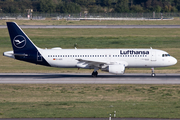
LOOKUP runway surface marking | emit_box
[1,118,180,120]
[0,73,180,84]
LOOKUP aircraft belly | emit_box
[127,58,152,68]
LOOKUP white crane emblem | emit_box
[14,40,25,45]
[13,35,26,48]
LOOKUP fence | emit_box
[0,12,179,20]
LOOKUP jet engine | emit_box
[108,64,125,74]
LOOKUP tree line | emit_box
[0,0,180,13]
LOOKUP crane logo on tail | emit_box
[13,35,26,48]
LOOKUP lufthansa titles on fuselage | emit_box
[120,50,149,55]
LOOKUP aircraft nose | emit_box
[171,57,177,65]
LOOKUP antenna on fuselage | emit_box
[74,43,77,49]
[150,47,152,49]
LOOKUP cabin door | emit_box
[37,52,42,61]
[151,51,156,61]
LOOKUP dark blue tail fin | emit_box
[6,22,38,53]
[6,22,50,66]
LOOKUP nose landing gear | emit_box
[151,68,156,77]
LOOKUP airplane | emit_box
[3,22,177,77]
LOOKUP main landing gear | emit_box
[92,71,98,77]
[92,67,99,77]
[151,68,156,77]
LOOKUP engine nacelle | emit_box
[108,64,125,74]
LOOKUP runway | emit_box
[0,73,180,84]
[1,25,180,28]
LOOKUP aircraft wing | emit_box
[76,58,108,68]
[76,58,128,67]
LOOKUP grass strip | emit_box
[0,84,180,118]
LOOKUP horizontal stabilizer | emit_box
[14,53,28,56]
[3,51,14,58]
[3,51,28,58]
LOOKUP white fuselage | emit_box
[38,48,177,69]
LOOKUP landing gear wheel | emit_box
[92,71,98,77]
[151,68,156,77]
[151,73,156,77]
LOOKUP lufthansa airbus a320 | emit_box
[3,22,177,77]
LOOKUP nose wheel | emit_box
[151,73,156,77]
[151,68,156,77]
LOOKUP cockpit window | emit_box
[162,54,170,57]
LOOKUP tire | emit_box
[92,71,98,77]
[151,73,156,77]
